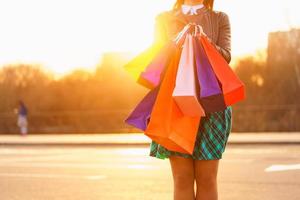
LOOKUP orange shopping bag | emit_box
[200,36,246,106]
[172,34,205,117]
[144,46,201,154]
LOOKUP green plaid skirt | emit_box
[149,106,232,160]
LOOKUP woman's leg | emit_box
[194,159,219,200]
[169,155,195,200]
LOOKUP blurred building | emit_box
[264,29,300,131]
[267,29,300,86]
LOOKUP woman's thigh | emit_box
[169,156,195,183]
[194,159,219,185]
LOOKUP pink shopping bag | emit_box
[172,34,205,117]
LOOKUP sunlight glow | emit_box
[0,0,299,74]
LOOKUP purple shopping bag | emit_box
[193,36,227,113]
[124,86,159,131]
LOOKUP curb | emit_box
[1,141,300,146]
[1,133,300,146]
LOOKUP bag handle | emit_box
[173,23,193,45]
[193,24,203,37]
[173,23,204,45]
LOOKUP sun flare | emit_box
[0,0,299,75]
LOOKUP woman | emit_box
[149,0,232,199]
[17,100,28,136]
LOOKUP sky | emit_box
[0,0,299,76]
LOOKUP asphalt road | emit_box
[0,144,299,200]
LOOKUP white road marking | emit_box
[0,173,106,180]
[265,164,300,172]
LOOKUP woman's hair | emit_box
[173,0,214,10]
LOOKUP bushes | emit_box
[0,50,299,134]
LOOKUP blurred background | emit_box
[0,1,300,200]
[0,0,299,134]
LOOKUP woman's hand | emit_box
[188,23,207,38]
[196,25,209,38]
[194,24,214,43]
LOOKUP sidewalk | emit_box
[0,132,300,146]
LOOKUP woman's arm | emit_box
[204,12,232,63]
[154,11,231,63]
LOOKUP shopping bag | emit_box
[172,34,205,117]
[124,42,164,84]
[124,86,160,131]
[145,47,201,154]
[200,36,246,106]
[137,24,193,89]
[193,36,227,113]
[138,41,176,89]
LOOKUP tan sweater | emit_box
[154,6,232,63]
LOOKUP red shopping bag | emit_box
[144,46,201,154]
[200,36,246,106]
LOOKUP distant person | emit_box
[17,100,28,136]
